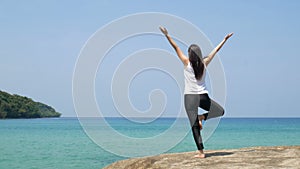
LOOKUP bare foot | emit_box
[198,115,204,130]
[194,154,205,158]
[194,150,205,158]
[198,119,203,130]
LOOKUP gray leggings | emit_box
[184,93,224,150]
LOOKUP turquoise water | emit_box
[0,118,299,169]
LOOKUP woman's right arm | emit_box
[204,32,233,66]
[159,26,189,66]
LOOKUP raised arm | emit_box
[204,32,233,66]
[159,26,189,66]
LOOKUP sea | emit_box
[0,117,299,169]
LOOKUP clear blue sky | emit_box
[1,0,299,117]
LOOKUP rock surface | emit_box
[103,146,300,169]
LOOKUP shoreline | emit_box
[103,145,300,169]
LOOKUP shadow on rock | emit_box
[205,151,234,158]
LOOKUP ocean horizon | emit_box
[0,117,299,169]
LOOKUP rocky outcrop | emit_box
[103,146,300,169]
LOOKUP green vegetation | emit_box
[0,90,61,119]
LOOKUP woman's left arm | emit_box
[204,32,233,66]
[159,26,189,66]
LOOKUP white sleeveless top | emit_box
[184,62,208,94]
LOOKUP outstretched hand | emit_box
[159,26,168,36]
[225,32,234,40]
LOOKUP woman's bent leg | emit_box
[199,94,225,120]
[206,99,225,120]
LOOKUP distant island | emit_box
[0,90,61,119]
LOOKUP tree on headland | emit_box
[0,90,61,119]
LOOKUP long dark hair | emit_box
[188,44,204,80]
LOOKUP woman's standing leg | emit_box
[184,94,204,151]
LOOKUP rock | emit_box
[103,146,300,169]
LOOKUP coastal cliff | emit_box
[104,146,300,169]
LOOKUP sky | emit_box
[0,0,300,117]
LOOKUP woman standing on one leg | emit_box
[159,26,233,158]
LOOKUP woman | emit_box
[159,26,233,158]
